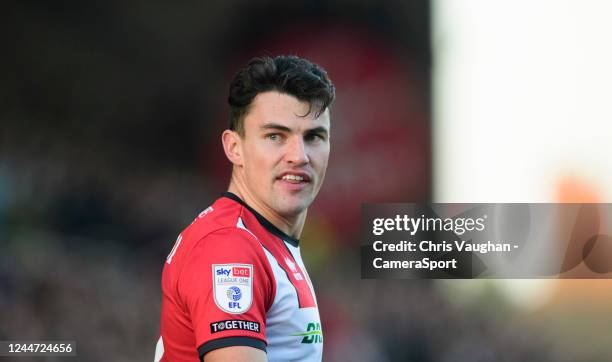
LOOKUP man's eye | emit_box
[305,134,324,142]
[267,134,280,141]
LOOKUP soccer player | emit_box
[155,55,335,362]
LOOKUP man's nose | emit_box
[285,136,309,165]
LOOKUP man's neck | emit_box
[227,180,306,239]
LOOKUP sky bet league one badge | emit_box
[212,264,253,314]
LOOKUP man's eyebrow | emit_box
[304,126,329,136]
[260,123,329,136]
[260,123,292,132]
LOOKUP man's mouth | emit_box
[277,171,311,184]
[281,174,305,182]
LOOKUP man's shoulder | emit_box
[181,197,266,252]
[164,196,263,273]
[181,196,246,244]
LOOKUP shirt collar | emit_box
[222,192,300,247]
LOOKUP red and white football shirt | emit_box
[155,193,323,361]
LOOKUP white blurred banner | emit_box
[433,0,612,203]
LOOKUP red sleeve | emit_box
[177,227,275,359]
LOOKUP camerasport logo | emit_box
[212,264,253,314]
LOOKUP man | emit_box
[155,55,335,362]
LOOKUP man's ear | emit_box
[222,130,243,166]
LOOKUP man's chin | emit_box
[274,198,311,218]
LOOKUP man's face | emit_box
[238,91,330,218]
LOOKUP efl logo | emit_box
[213,264,253,314]
[232,267,250,277]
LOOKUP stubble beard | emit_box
[270,187,315,219]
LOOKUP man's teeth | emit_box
[282,174,304,181]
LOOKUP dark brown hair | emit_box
[228,55,335,135]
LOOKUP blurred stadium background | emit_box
[2,0,612,361]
